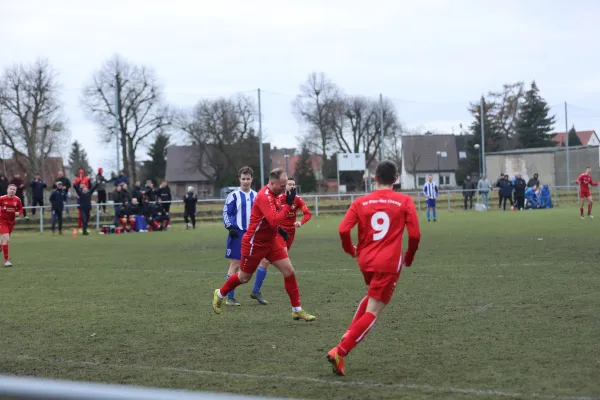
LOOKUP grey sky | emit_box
[2,0,600,173]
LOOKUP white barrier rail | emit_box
[0,374,287,400]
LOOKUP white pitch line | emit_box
[7,355,598,400]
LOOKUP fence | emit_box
[0,374,285,400]
[11,186,592,233]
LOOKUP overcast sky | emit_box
[2,0,600,173]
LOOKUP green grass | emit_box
[1,208,599,400]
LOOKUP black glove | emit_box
[278,226,288,241]
[285,187,296,206]
[227,226,239,239]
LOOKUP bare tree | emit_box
[406,152,421,189]
[81,54,170,182]
[0,59,68,176]
[175,95,258,188]
[293,72,341,164]
[487,82,524,150]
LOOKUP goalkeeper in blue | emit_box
[222,166,270,306]
[423,174,438,222]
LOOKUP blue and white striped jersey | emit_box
[223,188,257,231]
[423,181,439,199]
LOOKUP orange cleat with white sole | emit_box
[327,347,346,376]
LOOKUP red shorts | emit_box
[0,221,14,235]
[580,189,591,199]
[241,238,288,274]
[362,271,400,305]
[278,227,296,250]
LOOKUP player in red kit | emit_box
[248,177,313,304]
[213,168,316,321]
[327,160,421,376]
[0,184,24,267]
[575,167,598,219]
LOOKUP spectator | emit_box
[183,186,198,229]
[499,175,514,211]
[527,173,540,188]
[141,197,159,231]
[54,171,71,216]
[157,181,172,213]
[540,185,553,208]
[73,169,90,231]
[95,168,109,213]
[152,197,170,231]
[120,183,131,201]
[113,185,130,225]
[143,180,157,202]
[133,180,144,204]
[513,174,527,211]
[73,181,97,236]
[525,185,540,209]
[462,175,476,210]
[50,182,67,235]
[118,199,136,232]
[477,175,491,208]
[29,173,47,216]
[0,175,9,196]
[10,173,27,218]
[495,173,505,209]
[114,170,129,187]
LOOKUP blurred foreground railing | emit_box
[0,374,286,400]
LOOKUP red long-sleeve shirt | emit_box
[339,190,421,273]
[243,186,291,245]
[576,173,598,192]
[278,194,312,228]
[0,195,23,223]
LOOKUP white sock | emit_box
[217,290,224,299]
[292,306,302,312]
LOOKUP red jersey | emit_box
[244,186,291,244]
[0,195,23,222]
[278,194,312,228]
[339,190,420,273]
[576,173,598,192]
[73,175,90,188]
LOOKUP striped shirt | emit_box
[423,181,438,199]
[222,188,257,231]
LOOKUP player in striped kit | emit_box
[223,166,269,306]
[423,174,438,222]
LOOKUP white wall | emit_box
[401,169,456,190]
[588,133,600,146]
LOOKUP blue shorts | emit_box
[426,199,436,208]
[225,229,245,260]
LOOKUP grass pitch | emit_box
[0,208,599,400]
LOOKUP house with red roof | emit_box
[552,130,599,147]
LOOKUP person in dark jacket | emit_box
[0,175,9,196]
[183,186,198,229]
[53,171,72,216]
[495,173,505,209]
[133,181,144,204]
[141,197,159,231]
[10,173,26,218]
[499,175,514,211]
[157,181,172,213]
[152,197,170,231]
[50,182,67,234]
[95,168,109,213]
[527,173,540,188]
[513,174,527,210]
[29,174,47,216]
[73,181,98,235]
[114,170,129,187]
[118,199,136,232]
[113,184,131,224]
[143,180,157,202]
[462,175,477,210]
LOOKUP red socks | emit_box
[338,312,377,357]
[220,273,242,297]
[129,220,135,231]
[588,203,593,215]
[581,207,584,216]
[349,296,369,327]
[164,220,170,229]
[284,274,301,308]
[2,244,8,262]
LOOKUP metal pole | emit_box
[39,206,43,233]
[258,88,265,187]
[565,102,570,190]
[284,155,289,176]
[115,75,120,173]
[379,93,384,162]
[480,97,486,177]
[96,204,100,231]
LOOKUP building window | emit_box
[459,151,467,159]
[418,176,426,186]
[441,175,451,185]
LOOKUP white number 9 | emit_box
[371,211,390,241]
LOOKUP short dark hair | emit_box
[269,168,285,180]
[375,161,398,185]
[287,176,296,181]
[238,166,254,178]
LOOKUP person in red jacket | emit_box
[72,169,91,229]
